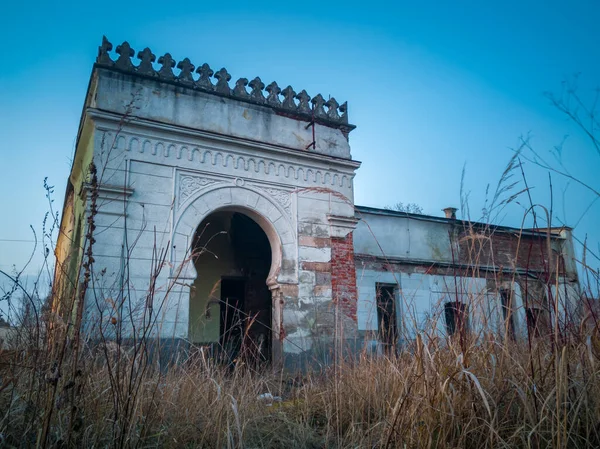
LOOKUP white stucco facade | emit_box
[55,38,582,368]
[63,49,360,364]
[352,206,579,347]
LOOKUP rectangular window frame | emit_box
[375,283,399,352]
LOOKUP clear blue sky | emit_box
[1,0,599,310]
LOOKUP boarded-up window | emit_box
[376,284,398,351]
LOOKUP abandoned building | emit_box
[53,37,581,367]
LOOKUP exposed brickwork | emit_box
[299,236,331,248]
[300,261,331,272]
[331,233,358,321]
[355,226,569,326]
[456,228,566,278]
[357,228,566,282]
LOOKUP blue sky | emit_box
[1,0,599,312]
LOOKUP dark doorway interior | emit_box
[193,211,272,365]
[220,278,246,361]
[220,275,272,365]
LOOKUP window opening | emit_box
[444,301,468,336]
[500,289,516,340]
[376,283,398,352]
[526,307,542,338]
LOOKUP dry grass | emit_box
[2,325,600,448]
[2,85,599,447]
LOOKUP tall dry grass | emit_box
[2,320,600,447]
[2,77,600,448]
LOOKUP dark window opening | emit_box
[376,284,398,351]
[526,308,541,338]
[500,289,516,340]
[444,301,468,336]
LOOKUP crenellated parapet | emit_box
[96,36,353,129]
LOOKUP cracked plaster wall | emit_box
[76,68,360,365]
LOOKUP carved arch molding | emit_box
[171,175,298,287]
[177,172,292,218]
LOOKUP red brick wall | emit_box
[331,233,358,321]
[457,229,558,275]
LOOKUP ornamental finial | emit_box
[249,77,266,103]
[115,41,135,71]
[97,36,113,66]
[177,58,195,85]
[296,90,311,114]
[214,68,232,95]
[195,63,214,90]
[157,53,176,80]
[137,48,156,76]
[311,94,327,118]
[233,78,250,98]
[266,81,282,106]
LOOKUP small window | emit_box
[376,284,398,351]
[444,301,468,336]
[526,307,541,338]
[500,289,516,340]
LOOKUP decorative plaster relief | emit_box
[257,187,292,217]
[178,174,221,207]
[99,130,353,190]
[176,171,294,220]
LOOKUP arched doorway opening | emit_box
[189,209,273,365]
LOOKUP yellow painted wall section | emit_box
[53,118,96,317]
[189,213,240,343]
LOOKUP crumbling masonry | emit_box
[53,37,581,368]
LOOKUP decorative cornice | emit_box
[87,108,361,171]
[328,214,359,238]
[328,214,359,229]
[94,124,358,190]
[96,36,355,131]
